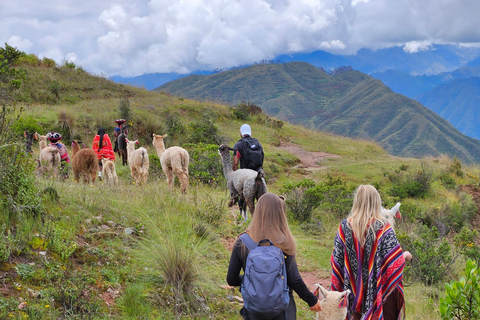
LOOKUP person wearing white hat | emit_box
[233,124,265,213]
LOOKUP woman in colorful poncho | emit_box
[330,185,406,320]
[92,127,115,178]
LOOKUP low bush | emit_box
[184,143,224,186]
[388,162,433,199]
[454,226,480,266]
[188,112,219,144]
[402,226,455,285]
[439,259,480,320]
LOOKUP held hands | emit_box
[310,300,322,312]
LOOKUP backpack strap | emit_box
[239,233,258,251]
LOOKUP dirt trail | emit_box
[277,141,339,169]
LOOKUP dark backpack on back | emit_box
[241,137,264,171]
[240,233,290,318]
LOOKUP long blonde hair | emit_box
[246,193,296,256]
[347,185,386,247]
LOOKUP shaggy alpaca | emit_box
[152,133,189,193]
[218,144,267,220]
[314,284,350,320]
[126,140,149,185]
[71,140,98,184]
[382,202,401,230]
[37,134,61,178]
[101,157,118,186]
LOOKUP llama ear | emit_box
[162,134,167,139]
[152,133,156,138]
[34,132,38,140]
[24,131,27,138]
[136,140,139,145]
[314,284,327,300]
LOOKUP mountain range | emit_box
[157,61,480,163]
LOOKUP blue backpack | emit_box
[240,233,290,318]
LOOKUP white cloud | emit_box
[7,36,33,52]
[1,0,480,76]
[403,41,433,53]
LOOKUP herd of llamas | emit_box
[28,130,406,317]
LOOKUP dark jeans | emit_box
[240,293,296,320]
[353,288,404,320]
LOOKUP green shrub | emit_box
[148,153,164,179]
[439,172,456,189]
[281,177,354,223]
[454,227,480,266]
[42,57,56,67]
[118,97,131,120]
[184,143,224,186]
[17,54,40,66]
[407,226,454,285]
[188,113,219,144]
[439,259,480,320]
[165,113,185,137]
[46,223,78,261]
[448,158,464,177]
[61,59,76,69]
[388,162,433,199]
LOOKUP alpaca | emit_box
[152,133,189,193]
[101,157,118,186]
[314,284,350,320]
[117,131,128,166]
[37,134,61,178]
[126,140,149,185]
[382,202,401,230]
[71,140,98,184]
[218,144,267,220]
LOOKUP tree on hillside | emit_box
[0,43,25,105]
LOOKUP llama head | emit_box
[391,202,401,219]
[314,284,350,307]
[101,157,108,166]
[382,202,402,220]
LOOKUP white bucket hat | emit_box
[240,124,252,136]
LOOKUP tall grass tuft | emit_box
[57,109,75,141]
[135,211,212,314]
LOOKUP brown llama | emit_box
[71,140,98,184]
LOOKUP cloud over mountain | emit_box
[2,0,480,76]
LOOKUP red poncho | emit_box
[331,219,405,320]
[92,134,115,161]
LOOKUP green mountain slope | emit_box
[417,77,480,140]
[157,62,480,163]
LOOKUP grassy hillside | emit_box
[157,62,480,164]
[1,53,480,319]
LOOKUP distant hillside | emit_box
[157,61,480,163]
[417,77,480,140]
[371,66,480,99]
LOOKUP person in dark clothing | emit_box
[233,124,264,213]
[113,119,128,154]
[227,193,322,319]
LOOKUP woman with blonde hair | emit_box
[330,185,407,320]
[227,193,322,319]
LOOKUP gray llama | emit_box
[218,144,267,220]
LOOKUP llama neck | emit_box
[39,140,47,151]
[220,151,233,178]
[153,140,165,158]
[126,144,135,158]
[72,142,80,157]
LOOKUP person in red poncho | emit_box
[92,127,115,179]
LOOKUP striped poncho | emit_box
[331,219,405,320]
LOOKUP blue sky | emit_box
[2,0,480,77]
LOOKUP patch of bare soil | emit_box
[299,270,331,292]
[277,141,339,170]
[459,184,480,228]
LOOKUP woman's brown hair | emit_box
[246,193,296,255]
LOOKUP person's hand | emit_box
[310,300,322,312]
[403,251,412,262]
